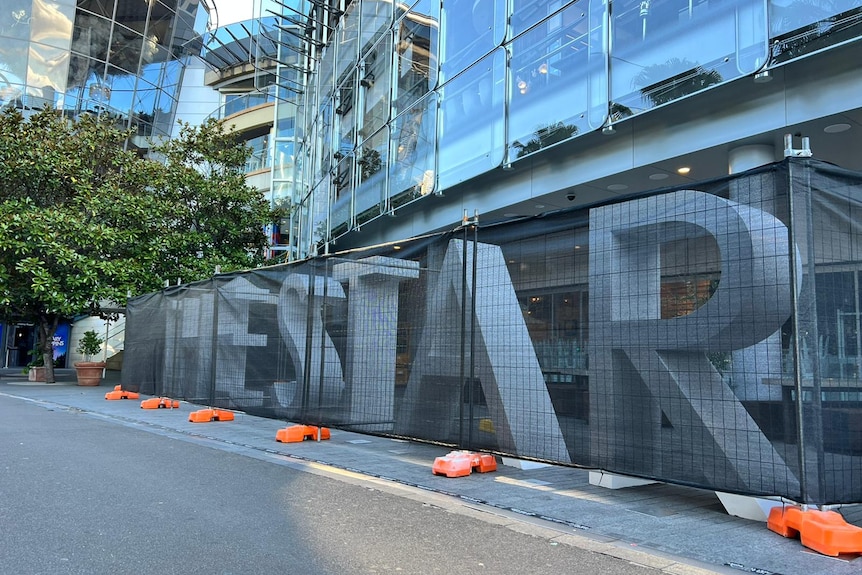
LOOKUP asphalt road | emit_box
[0,394,668,575]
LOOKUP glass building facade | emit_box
[0,0,211,144]
[267,0,862,259]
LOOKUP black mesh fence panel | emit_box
[122,158,862,504]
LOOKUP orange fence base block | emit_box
[768,505,862,556]
[432,451,498,478]
[188,408,235,423]
[275,425,331,443]
[141,397,180,409]
[105,388,140,400]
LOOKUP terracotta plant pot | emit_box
[74,362,106,386]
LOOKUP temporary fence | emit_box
[123,157,862,504]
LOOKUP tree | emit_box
[0,108,278,382]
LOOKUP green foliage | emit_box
[0,108,278,380]
[76,330,104,360]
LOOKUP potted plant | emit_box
[26,346,47,382]
[74,330,105,386]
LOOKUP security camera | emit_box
[566,193,577,202]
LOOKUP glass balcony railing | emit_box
[208,86,277,121]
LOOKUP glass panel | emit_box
[0,37,28,108]
[355,126,389,226]
[393,4,440,116]
[437,49,505,190]
[109,27,145,74]
[1,0,34,43]
[507,0,600,161]
[439,0,506,82]
[103,64,137,116]
[71,12,112,60]
[512,0,576,37]
[31,1,76,50]
[245,133,272,172]
[330,156,354,236]
[390,92,438,207]
[310,179,330,246]
[396,0,437,19]
[336,71,358,159]
[359,32,392,143]
[27,43,70,104]
[610,0,768,113]
[770,0,862,63]
[317,43,336,104]
[360,0,393,56]
[335,3,360,85]
[273,140,296,180]
[321,95,335,177]
[148,4,179,53]
[77,1,116,19]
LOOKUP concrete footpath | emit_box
[2,369,860,575]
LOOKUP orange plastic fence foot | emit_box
[188,408,235,423]
[768,505,862,556]
[141,397,180,409]
[105,388,140,400]
[432,451,498,478]
[275,425,331,443]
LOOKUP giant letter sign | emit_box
[589,190,800,496]
[398,240,571,463]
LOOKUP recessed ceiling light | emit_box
[607,183,628,191]
[503,212,518,218]
[535,204,545,209]
[649,173,669,180]
[824,123,851,133]
[393,245,401,250]
[677,166,691,175]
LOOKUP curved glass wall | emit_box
[0,0,209,142]
[284,0,862,258]
[610,0,768,114]
[506,0,608,162]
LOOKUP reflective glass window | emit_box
[512,0,576,37]
[30,1,75,50]
[108,27,145,75]
[507,0,605,161]
[437,49,505,190]
[104,64,138,114]
[317,43,336,103]
[390,92,438,207]
[330,154,354,237]
[317,97,335,181]
[336,72,358,159]
[355,126,389,226]
[0,37,28,108]
[310,179,330,245]
[1,0,33,42]
[77,0,116,19]
[273,141,296,180]
[71,12,112,61]
[360,0,393,56]
[769,0,862,63]
[396,0,437,20]
[393,5,439,117]
[335,3,360,85]
[359,32,392,145]
[147,5,180,54]
[610,0,767,113]
[439,0,506,82]
[27,43,71,101]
